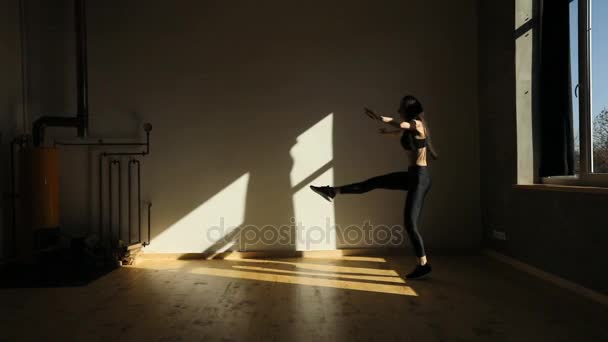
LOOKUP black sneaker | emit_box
[406,264,432,280]
[309,185,336,202]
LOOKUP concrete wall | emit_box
[0,0,24,258]
[23,0,480,254]
[479,0,608,294]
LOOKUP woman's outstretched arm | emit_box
[380,116,418,130]
[364,107,417,130]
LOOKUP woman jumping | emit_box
[310,95,438,280]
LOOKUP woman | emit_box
[310,95,438,279]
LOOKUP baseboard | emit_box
[139,247,409,261]
[482,249,608,307]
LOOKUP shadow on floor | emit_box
[0,246,119,288]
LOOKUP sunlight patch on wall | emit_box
[290,113,335,251]
[289,114,334,186]
[292,168,335,250]
[147,173,250,253]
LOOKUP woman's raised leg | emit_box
[310,171,408,202]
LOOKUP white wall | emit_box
[26,0,480,254]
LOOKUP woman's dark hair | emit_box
[399,96,423,120]
[399,95,439,160]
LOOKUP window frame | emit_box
[542,0,608,187]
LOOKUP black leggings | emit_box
[336,165,431,257]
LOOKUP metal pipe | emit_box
[128,159,142,245]
[145,202,152,246]
[9,139,17,258]
[54,123,152,249]
[135,160,141,244]
[75,0,88,138]
[145,126,151,155]
[54,122,152,149]
[31,0,89,146]
[117,160,122,245]
[33,116,81,146]
[108,159,114,246]
[98,153,103,242]
[102,152,147,157]
[128,160,132,244]
[100,124,152,157]
[7,138,21,259]
[100,147,149,248]
[55,141,147,147]
[18,0,29,133]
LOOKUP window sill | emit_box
[514,183,608,194]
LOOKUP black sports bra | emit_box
[400,130,427,151]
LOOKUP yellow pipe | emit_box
[21,147,60,229]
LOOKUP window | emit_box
[591,0,608,174]
[570,0,580,174]
[543,0,608,186]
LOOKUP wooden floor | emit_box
[1,255,606,341]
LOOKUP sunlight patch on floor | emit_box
[187,266,417,296]
[132,258,417,296]
[231,265,405,283]
[233,258,396,276]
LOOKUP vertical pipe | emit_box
[128,160,132,245]
[136,160,141,244]
[75,0,88,137]
[9,139,19,257]
[142,123,152,156]
[18,0,29,133]
[146,130,150,155]
[108,159,113,246]
[117,160,122,245]
[147,202,152,246]
[98,153,103,244]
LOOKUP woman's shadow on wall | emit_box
[201,132,298,254]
